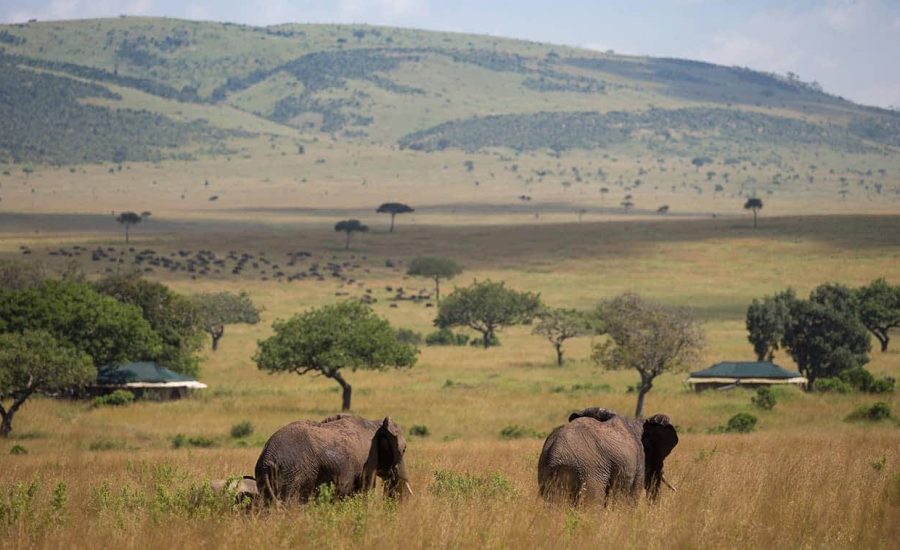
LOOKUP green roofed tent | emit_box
[686,361,807,391]
[92,362,207,399]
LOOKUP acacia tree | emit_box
[0,281,162,368]
[95,273,204,376]
[854,278,900,352]
[193,291,262,351]
[334,219,369,250]
[115,211,142,244]
[376,202,414,233]
[744,197,763,228]
[254,301,417,411]
[592,294,704,417]
[0,331,94,437]
[533,308,591,366]
[745,289,795,361]
[406,257,463,305]
[436,280,542,348]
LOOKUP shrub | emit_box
[91,389,135,407]
[88,438,128,451]
[172,434,218,449]
[751,387,777,410]
[838,367,875,392]
[550,383,611,394]
[395,328,423,345]
[408,425,430,437]
[425,328,469,346]
[870,377,896,394]
[229,421,254,439]
[469,333,500,347]
[813,378,853,394]
[846,402,892,422]
[725,413,758,433]
[499,425,542,439]
[430,469,515,500]
[9,445,27,455]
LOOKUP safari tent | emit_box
[91,362,208,400]
[686,361,807,391]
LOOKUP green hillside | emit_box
[0,16,898,166]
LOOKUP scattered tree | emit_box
[744,197,763,228]
[254,301,417,411]
[406,257,463,305]
[115,211,142,243]
[0,331,94,437]
[193,291,262,351]
[533,308,592,366]
[334,219,369,250]
[745,289,795,361]
[376,202,415,233]
[592,293,704,417]
[436,280,542,348]
[853,278,900,352]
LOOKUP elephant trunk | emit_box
[383,461,413,501]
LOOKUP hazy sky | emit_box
[3,0,899,109]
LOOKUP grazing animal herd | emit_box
[212,408,678,508]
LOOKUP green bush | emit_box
[499,425,542,439]
[838,368,876,392]
[408,425,430,437]
[725,413,758,433]
[751,387,777,410]
[394,328,423,345]
[88,438,128,451]
[430,469,515,500]
[469,333,500,347]
[9,445,27,455]
[92,390,136,407]
[870,377,896,394]
[172,434,218,449]
[846,402,892,422]
[229,421,254,439]
[813,378,854,394]
[425,328,469,346]
[550,383,611,394]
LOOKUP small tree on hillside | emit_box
[436,280,542,348]
[0,331,95,437]
[254,301,417,411]
[407,257,463,305]
[115,211,142,244]
[854,278,900,352]
[782,299,870,389]
[592,293,704,417]
[376,202,414,233]
[533,308,592,366]
[193,291,262,351]
[335,219,369,250]
[746,289,795,361]
[744,197,763,228]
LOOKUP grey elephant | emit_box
[255,414,413,504]
[209,476,258,504]
[538,407,678,505]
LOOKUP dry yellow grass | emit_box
[1,190,899,548]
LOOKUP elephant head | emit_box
[641,414,678,499]
[365,417,413,500]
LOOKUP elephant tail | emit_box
[255,460,280,505]
[539,465,582,505]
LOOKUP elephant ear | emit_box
[568,407,617,423]
[642,414,678,465]
[372,417,403,475]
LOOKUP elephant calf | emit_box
[538,407,678,506]
[255,414,413,505]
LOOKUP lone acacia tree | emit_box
[407,256,463,305]
[533,308,591,366]
[0,331,95,437]
[854,278,900,352]
[254,301,417,411]
[194,291,262,351]
[436,280,542,348]
[115,211,142,243]
[744,197,763,228]
[592,293,704,417]
[334,219,369,250]
[376,202,414,233]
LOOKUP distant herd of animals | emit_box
[208,409,678,508]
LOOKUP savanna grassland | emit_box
[1,16,900,550]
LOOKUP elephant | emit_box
[537,407,678,506]
[255,414,413,505]
[209,476,258,505]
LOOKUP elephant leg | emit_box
[540,465,582,505]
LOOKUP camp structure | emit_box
[91,362,208,400]
[686,361,807,391]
